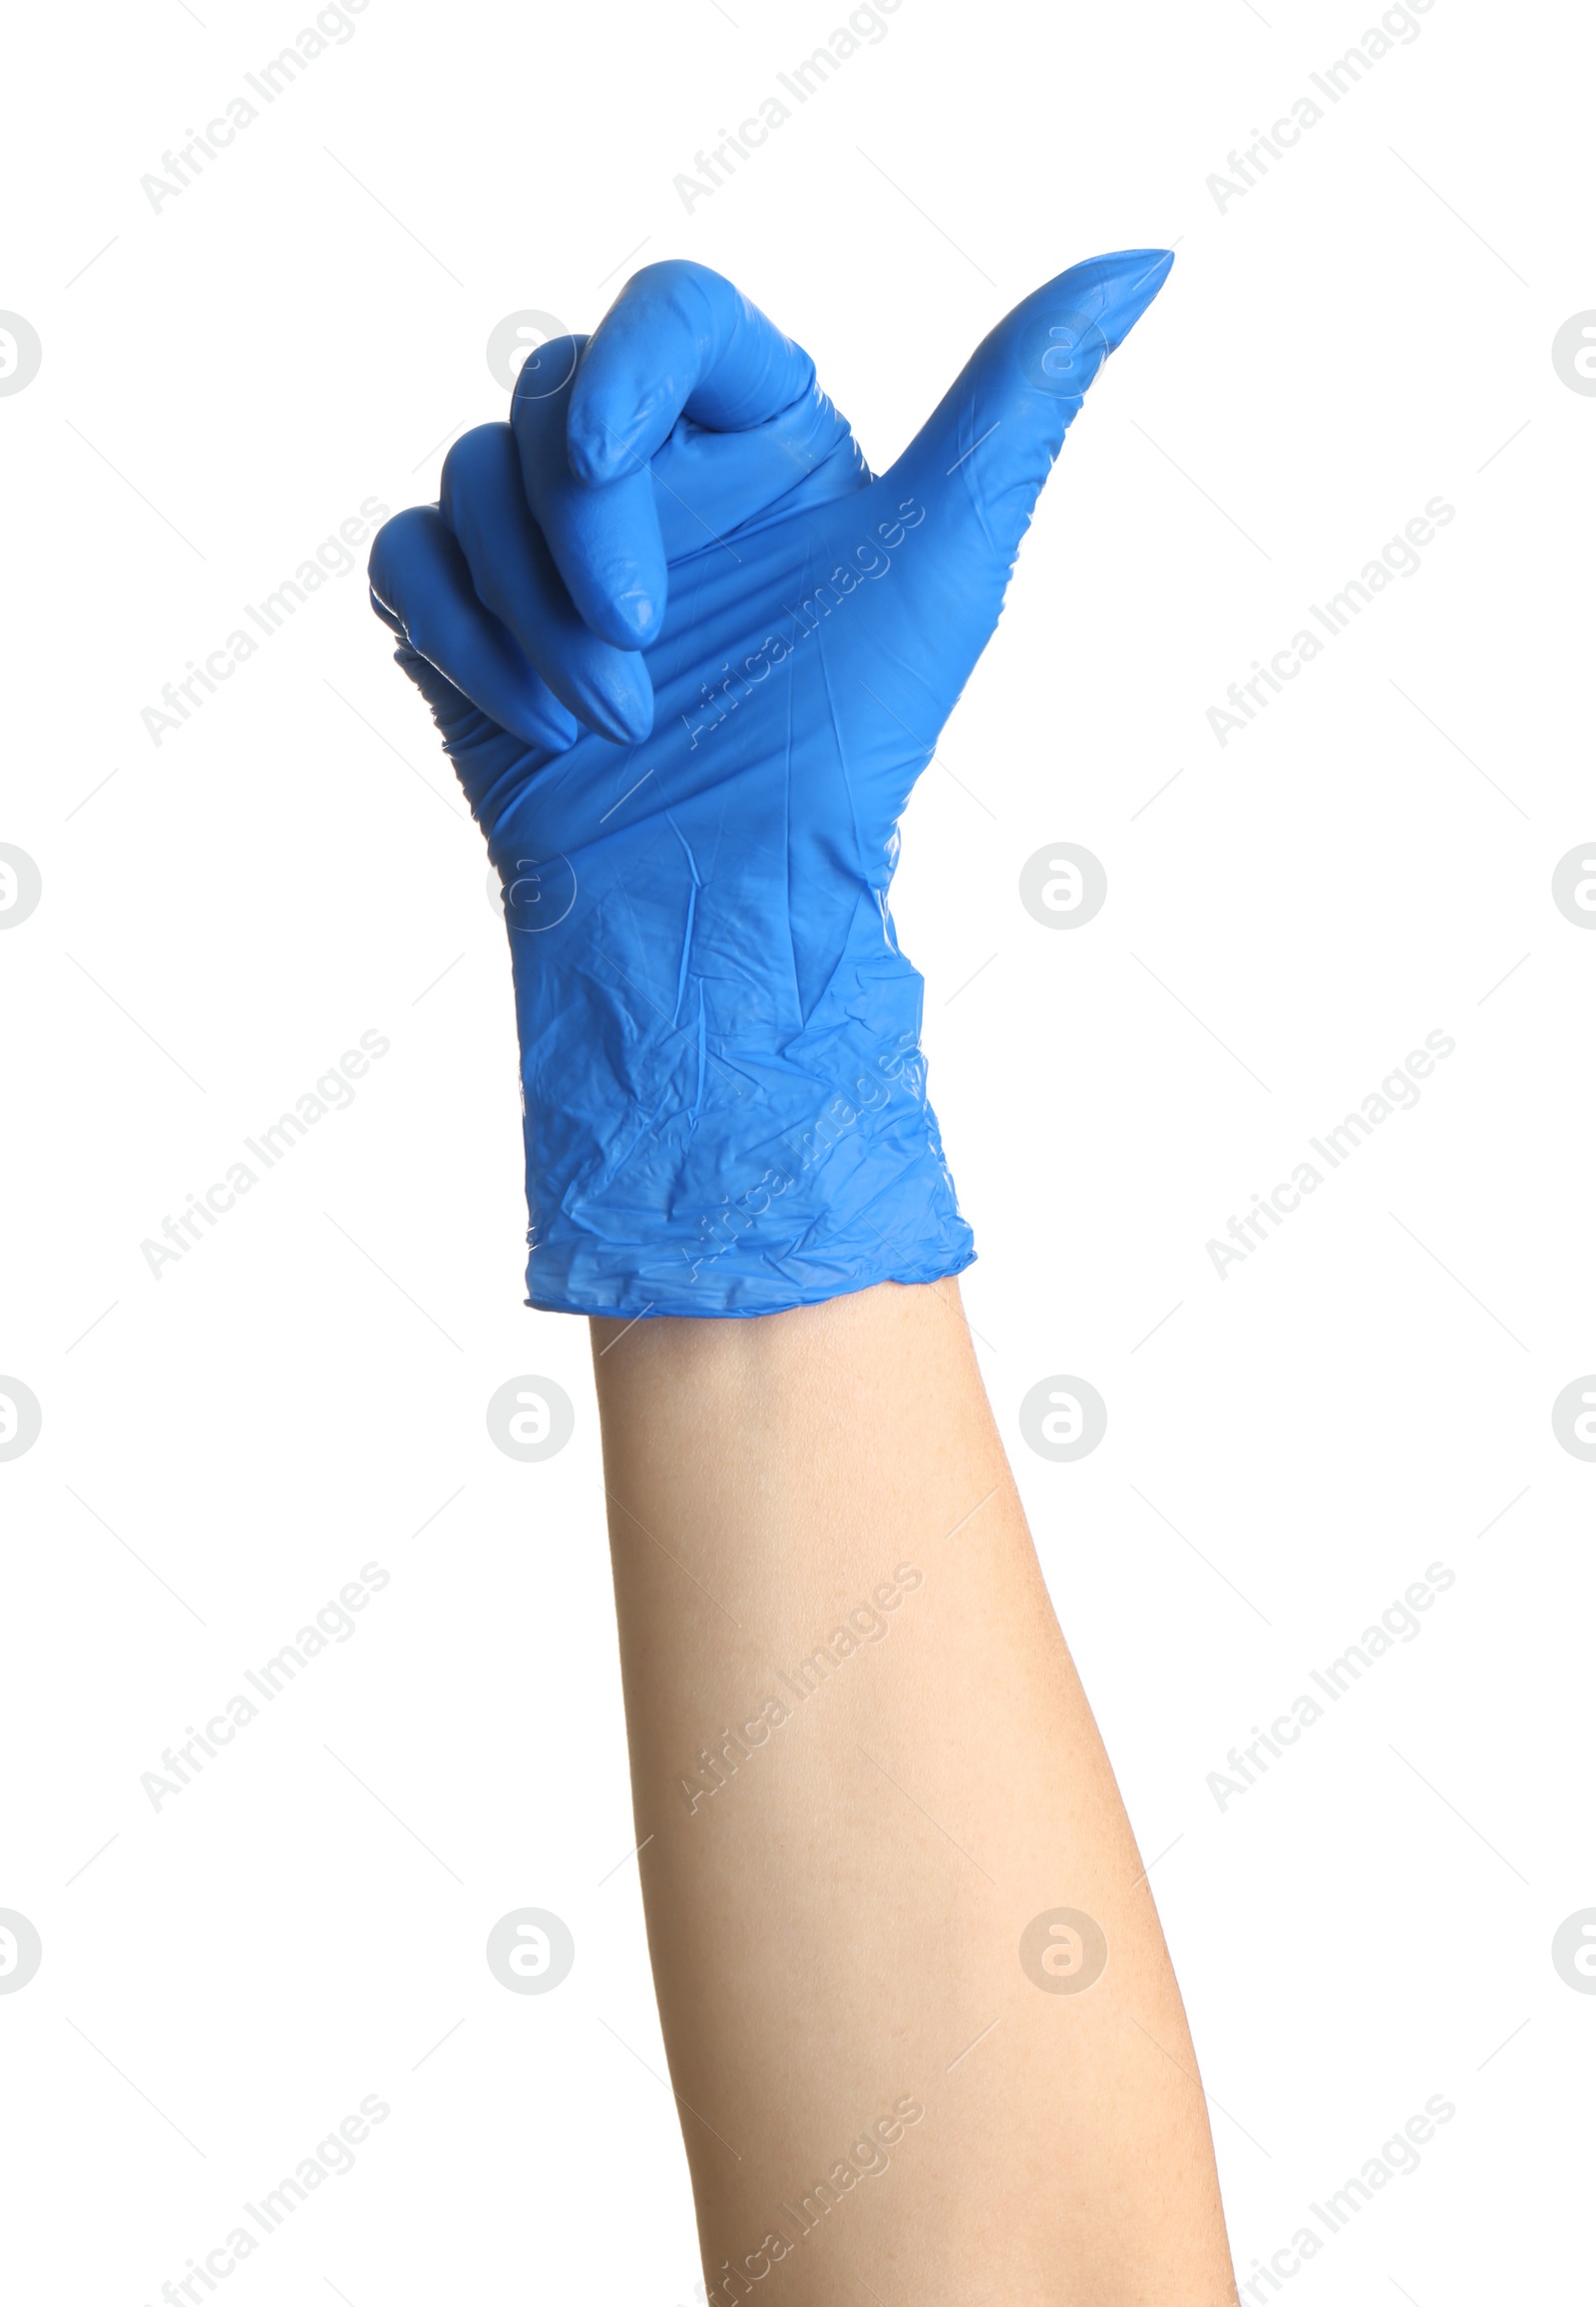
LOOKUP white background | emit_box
[2,0,1592,2298]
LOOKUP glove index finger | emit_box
[514,340,668,652]
[567,260,817,485]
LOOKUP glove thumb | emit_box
[881,248,1173,589]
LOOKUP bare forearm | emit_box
[593,1280,1237,2306]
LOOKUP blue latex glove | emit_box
[369,251,1173,1317]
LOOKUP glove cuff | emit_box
[516,1006,976,1319]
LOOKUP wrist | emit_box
[513,941,974,1318]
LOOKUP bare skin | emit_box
[592,1276,1239,2306]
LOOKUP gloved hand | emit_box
[369,251,1173,1318]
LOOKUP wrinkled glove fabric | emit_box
[368,250,1173,1317]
